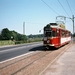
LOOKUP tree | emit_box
[21,35,27,41]
[10,30,27,41]
[0,34,2,40]
[28,34,33,38]
[1,28,11,40]
[0,28,27,41]
[73,33,75,37]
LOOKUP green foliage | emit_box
[27,34,43,43]
[1,28,11,40]
[0,31,1,39]
[73,33,75,37]
[0,28,43,45]
[0,28,27,41]
[0,40,14,46]
[15,41,27,44]
[28,34,43,38]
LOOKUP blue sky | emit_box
[0,0,75,35]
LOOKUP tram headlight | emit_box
[47,40,50,43]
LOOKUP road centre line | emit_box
[0,51,34,63]
[0,43,42,53]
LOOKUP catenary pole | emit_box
[66,15,75,34]
[72,15,74,34]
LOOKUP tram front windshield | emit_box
[44,31,52,37]
[44,30,56,37]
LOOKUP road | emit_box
[0,42,43,62]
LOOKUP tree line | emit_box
[0,28,43,41]
[0,28,27,41]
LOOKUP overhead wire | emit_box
[66,0,73,15]
[42,0,60,15]
[58,0,70,17]
[26,22,46,25]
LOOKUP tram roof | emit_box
[45,23,70,32]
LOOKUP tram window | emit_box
[56,29,59,36]
[66,32,70,37]
[52,31,56,37]
[44,31,52,37]
[66,33,68,37]
[44,31,57,37]
[61,31,65,37]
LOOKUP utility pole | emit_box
[72,15,74,34]
[65,15,75,34]
[23,22,25,35]
[56,15,75,35]
[68,15,75,34]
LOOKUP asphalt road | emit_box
[0,42,43,62]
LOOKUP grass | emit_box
[0,40,15,46]
[0,38,43,46]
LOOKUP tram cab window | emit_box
[44,30,56,37]
[52,31,56,37]
[44,31,52,37]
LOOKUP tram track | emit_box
[0,43,73,75]
[11,51,52,75]
[0,50,52,75]
[0,51,42,69]
[40,43,73,75]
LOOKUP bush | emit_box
[15,41,27,44]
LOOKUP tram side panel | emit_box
[60,29,71,46]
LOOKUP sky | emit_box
[0,0,75,35]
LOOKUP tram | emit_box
[43,23,71,48]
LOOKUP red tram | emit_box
[43,23,71,48]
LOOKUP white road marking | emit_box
[0,51,34,63]
[0,43,42,53]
